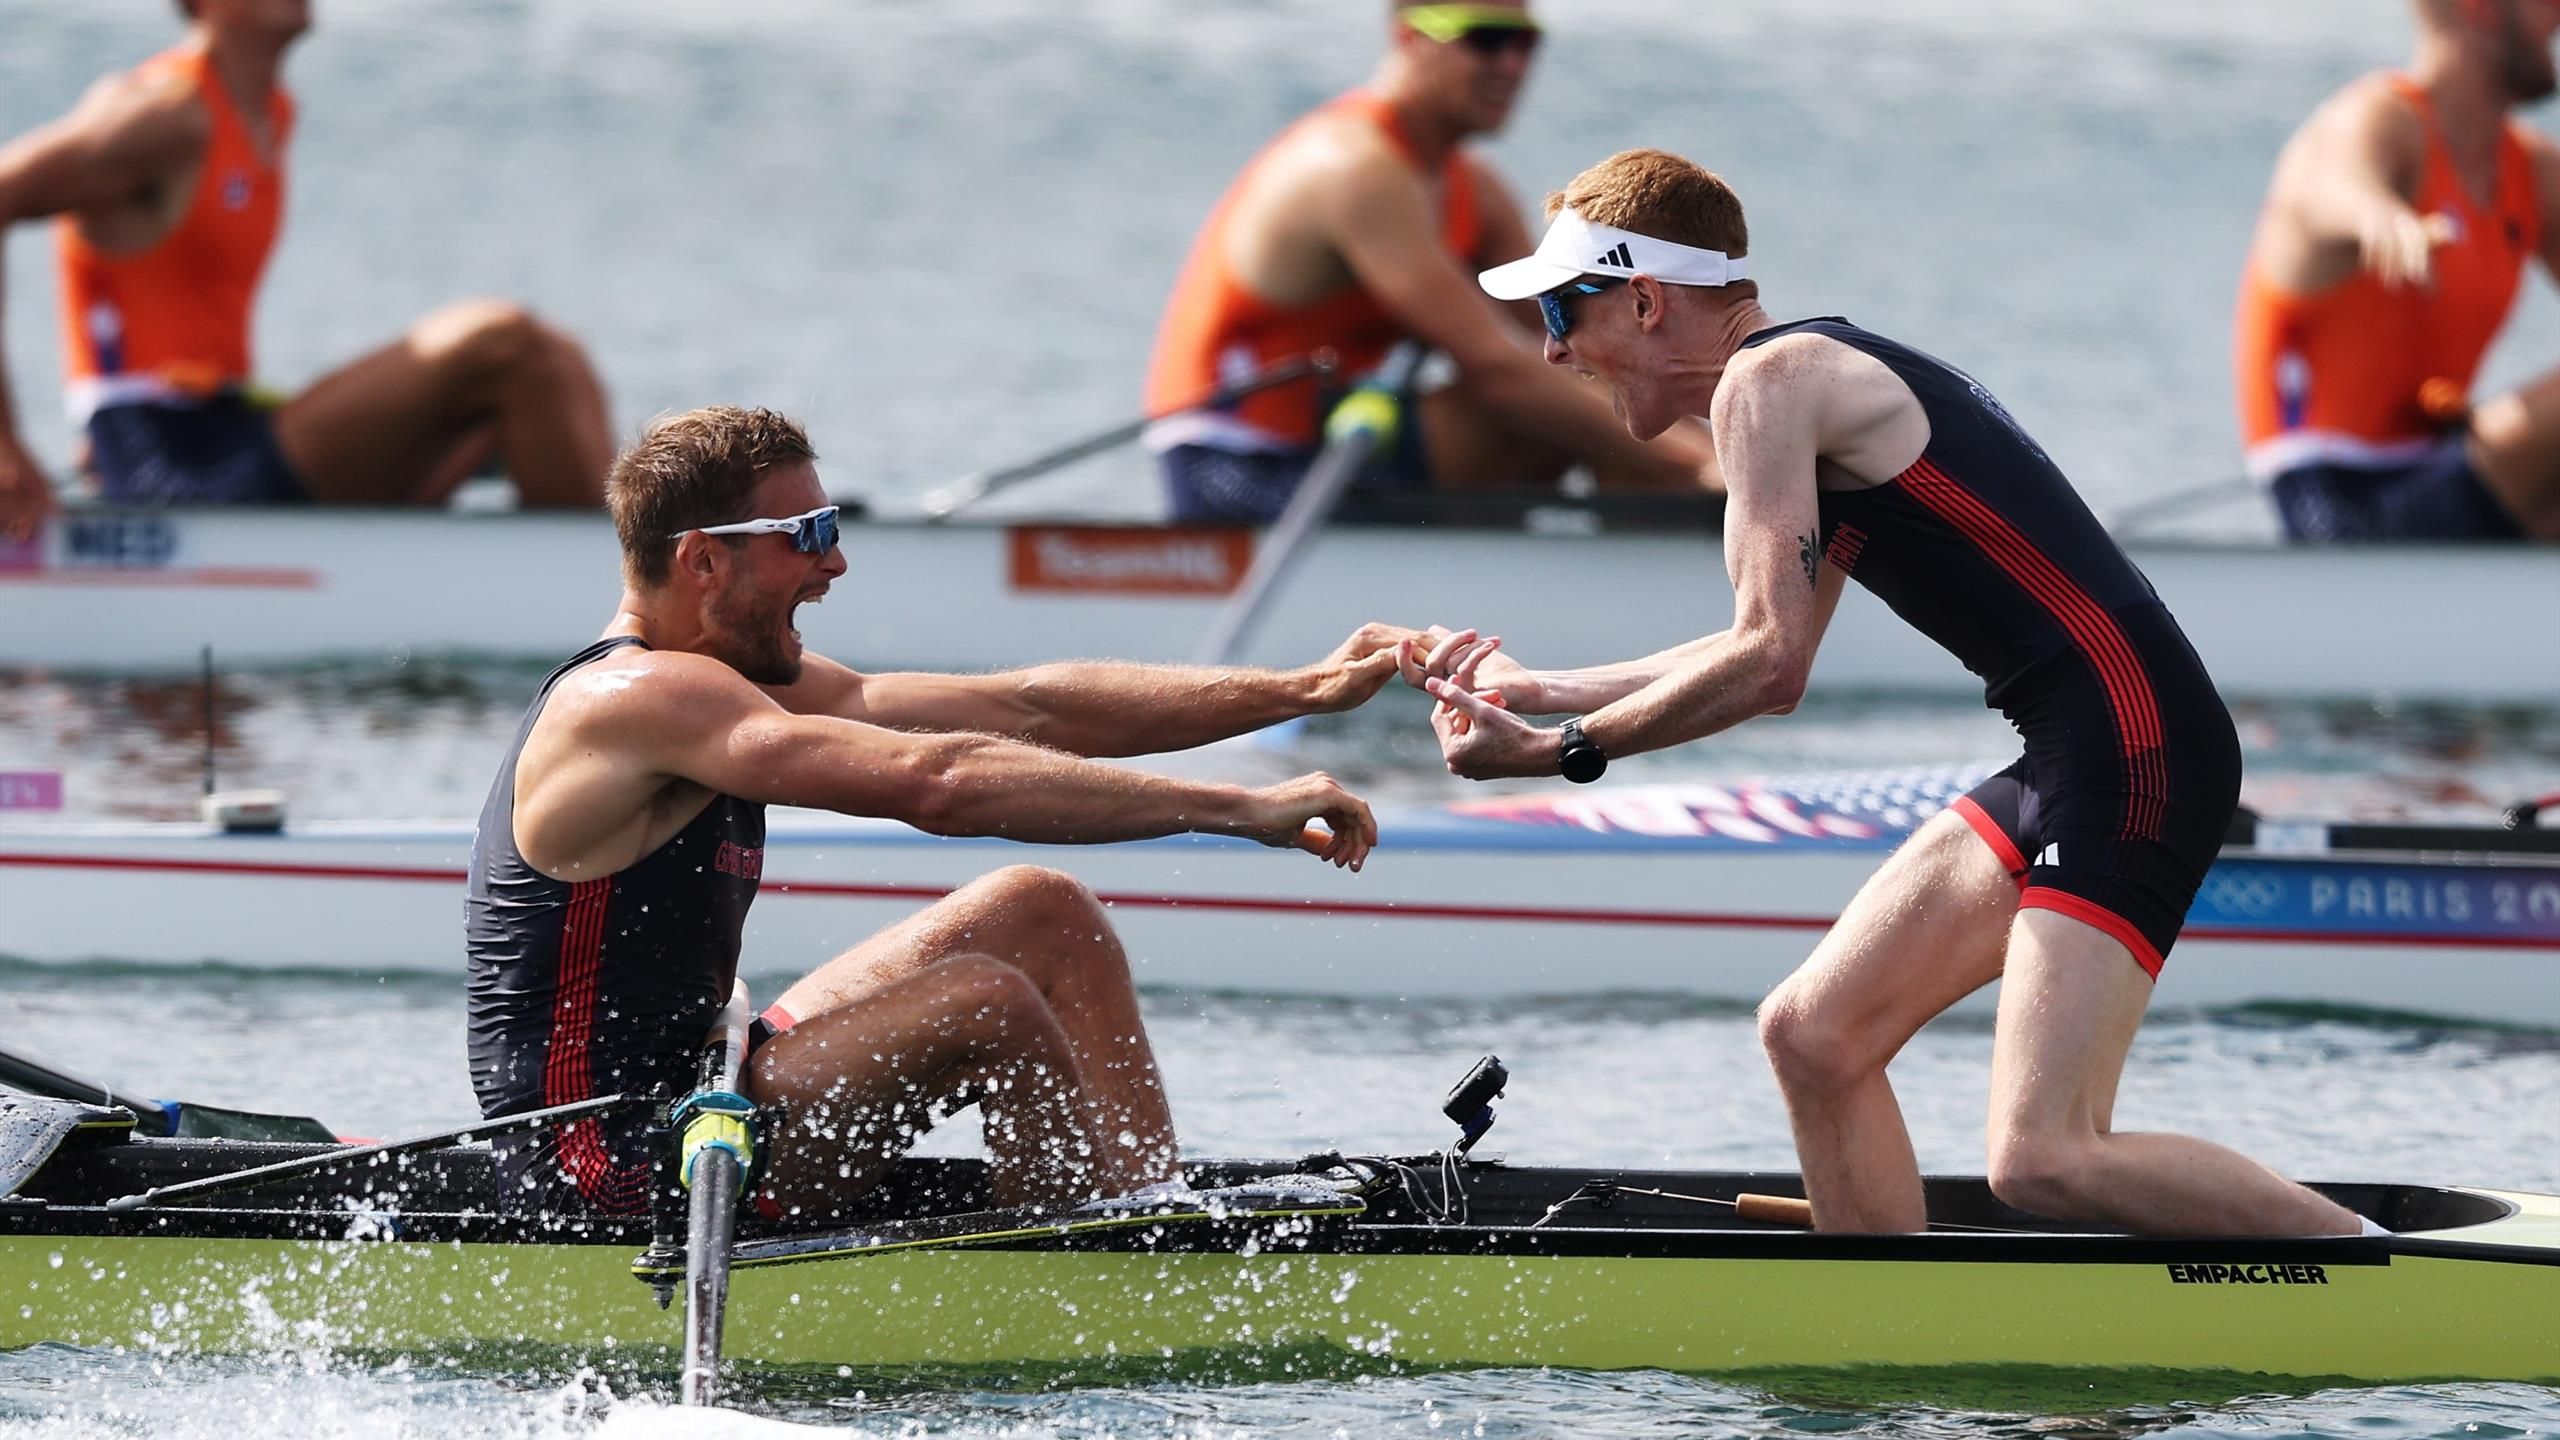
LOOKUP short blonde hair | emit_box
[1546,148,1748,258]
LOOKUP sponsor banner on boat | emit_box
[2193,858,2560,943]
[0,513,315,589]
[1006,525,1250,596]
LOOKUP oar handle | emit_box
[1735,1192,1815,1227]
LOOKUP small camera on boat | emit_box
[1442,1055,1507,1156]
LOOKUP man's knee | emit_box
[1985,1127,2093,1217]
[982,865,1116,942]
[1756,986,1885,1097]
[932,952,1051,1029]
[412,298,551,382]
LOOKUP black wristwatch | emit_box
[1557,717,1608,784]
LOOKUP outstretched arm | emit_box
[2265,80,2443,289]
[1424,346,1843,778]
[590,650,1378,865]
[771,623,1416,757]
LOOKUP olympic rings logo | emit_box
[2204,872,2284,918]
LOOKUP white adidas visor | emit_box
[1477,208,1751,301]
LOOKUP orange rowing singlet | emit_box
[1143,91,1482,453]
[2233,74,2539,481]
[54,45,293,421]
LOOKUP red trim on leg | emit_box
[1950,794,2029,884]
[758,1001,798,1034]
[2021,885,2164,978]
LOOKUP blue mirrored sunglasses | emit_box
[675,503,841,555]
[1536,277,1626,342]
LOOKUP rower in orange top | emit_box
[1141,1,1717,524]
[2235,0,2560,541]
[0,0,612,540]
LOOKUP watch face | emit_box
[1560,744,1606,784]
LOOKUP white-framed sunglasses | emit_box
[672,503,841,554]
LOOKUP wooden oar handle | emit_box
[1736,1192,1815,1227]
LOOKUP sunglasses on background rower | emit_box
[674,503,842,554]
[1537,277,1625,343]
[1402,4,1543,57]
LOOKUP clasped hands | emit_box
[1393,626,1559,781]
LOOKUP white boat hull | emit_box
[4,508,2554,699]
[6,775,2555,1024]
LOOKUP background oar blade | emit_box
[163,1103,336,1144]
[0,1045,333,1143]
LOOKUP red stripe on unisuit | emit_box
[542,878,646,1207]
[1929,499,2166,840]
[541,879,608,1109]
[1897,458,2168,839]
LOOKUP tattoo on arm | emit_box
[1798,532,1819,590]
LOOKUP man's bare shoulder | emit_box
[1714,332,1848,415]
[1262,107,1416,210]
[2286,72,2426,170]
[67,62,212,148]
[2323,71,2424,126]
[1287,104,1405,169]
[0,66,206,224]
[536,646,769,748]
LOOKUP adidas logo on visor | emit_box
[1594,242,1634,269]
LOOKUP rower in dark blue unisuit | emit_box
[1401,146,2386,1240]
[463,404,1424,1221]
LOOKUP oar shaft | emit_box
[1616,1185,2013,1234]
[921,351,1336,520]
[680,1153,740,1402]
[0,1045,330,1143]
[103,1094,633,1211]
[1192,342,1428,666]
[2105,474,2260,535]
[0,1049,175,1135]
[679,981,754,1408]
